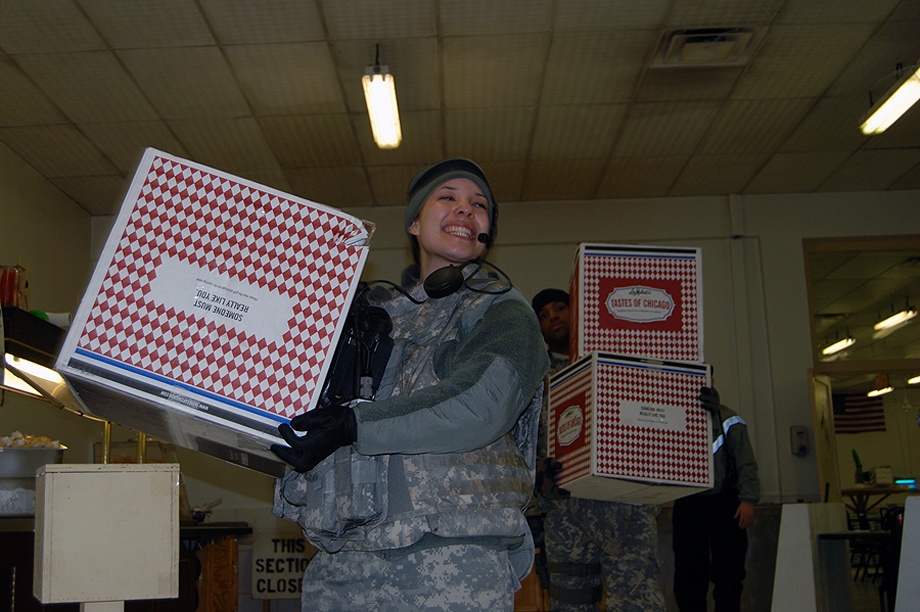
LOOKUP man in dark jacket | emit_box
[671,386,761,612]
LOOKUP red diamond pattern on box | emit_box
[55,149,373,475]
[548,352,713,504]
[570,244,702,363]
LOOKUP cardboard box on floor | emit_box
[548,352,713,504]
[54,149,373,476]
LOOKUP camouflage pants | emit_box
[300,543,518,611]
[542,498,664,612]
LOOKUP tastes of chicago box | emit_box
[547,352,713,504]
[569,244,703,363]
[55,149,373,476]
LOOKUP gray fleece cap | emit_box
[405,158,498,244]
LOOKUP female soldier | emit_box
[272,158,549,610]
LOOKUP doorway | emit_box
[804,235,920,499]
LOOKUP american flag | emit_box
[832,393,886,434]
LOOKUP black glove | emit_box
[535,457,570,500]
[270,403,358,473]
[700,386,721,414]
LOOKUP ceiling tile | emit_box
[819,149,920,192]
[637,67,744,102]
[696,98,815,154]
[118,47,251,118]
[542,31,653,105]
[167,117,280,173]
[285,165,373,208]
[0,124,119,176]
[826,20,920,97]
[554,0,670,31]
[670,154,768,195]
[259,114,362,167]
[521,159,607,200]
[597,156,688,198]
[224,42,345,116]
[666,0,786,27]
[775,0,900,24]
[321,0,436,40]
[365,164,424,207]
[80,121,189,174]
[197,0,326,44]
[442,34,548,108]
[779,95,871,152]
[732,24,878,99]
[0,56,67,125]
[744,151,853,194]
[14,51,158,123]
[50,175,129,216]
[445,107,536,160]
[0,0,105,53]
[439,0,553,35]
[614,101,720,156]
[889,161,920,190]
[531,105,626,159]
[478,161,527,203]
[77,0,215,48]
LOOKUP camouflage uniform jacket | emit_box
[274,269,549,578]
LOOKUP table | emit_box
[818,529,901,612]
[839,486,910,516]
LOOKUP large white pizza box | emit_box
[54,149,373,476]
[570,243,703,363]
[547,352,713,504]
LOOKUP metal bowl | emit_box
[0,446,66,516]
[0,446,66,477]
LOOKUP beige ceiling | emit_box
[1,0,920,217]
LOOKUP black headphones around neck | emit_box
[422,259,512,299]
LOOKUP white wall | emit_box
[0,142,92,313]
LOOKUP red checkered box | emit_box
[55,149,373,476]
[547,352,713,504]
[570,244,703,362]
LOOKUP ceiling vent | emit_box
[651,27,760,68]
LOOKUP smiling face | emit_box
[408,177,491,278]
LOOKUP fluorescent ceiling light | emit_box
[821,336,855,355]
[860,61,920,135]
[867,373,894,397]
[874,307,917,331]
[909,374,920,385]
[867,386,893,398]
[362,64,402,149]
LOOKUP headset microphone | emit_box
[477,233,491,245]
